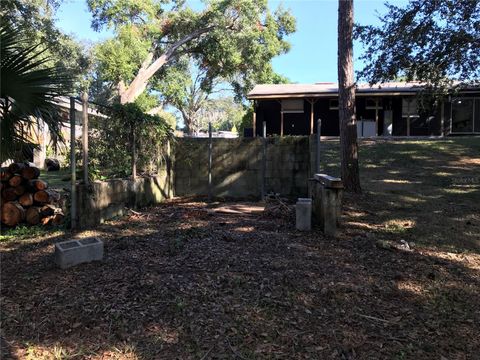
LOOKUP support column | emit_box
[208,122,212,202]
[280,111,284,136]
[440,101,445,137]
[252,100,257,138]
[310,99,314,135]
[375,98,379,136]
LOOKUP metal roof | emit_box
[247,82,427,99]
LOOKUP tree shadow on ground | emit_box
[320,138,480,252]
[1,198,479,359]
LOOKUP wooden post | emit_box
[261,121,267,199]
[69,97,77,230]
[131,125,137,179]
[315,118,322,174]
[440,101,445,137]
[166,139,172,197]
[252,101,256,138]
[280,111,284,136]
[310,100,315,135]
[81,92,89,184]
[375,98,379,136]
[208,122,212,202]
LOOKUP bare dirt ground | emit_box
[1,138,479,359]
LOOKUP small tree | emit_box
[88,103,173,179]
[338,0,361,193]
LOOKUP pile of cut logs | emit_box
[1,163,64,227]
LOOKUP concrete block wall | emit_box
[73,136,320,229]
[264,136,310,196]
[75,171,172,229]
[174,137,263,198]
[174,136,312,199]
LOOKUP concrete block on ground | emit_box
[296,198,312,231]
[55,237,104,269]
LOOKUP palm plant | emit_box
[0,24,71,162]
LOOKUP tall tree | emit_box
[155,59,218,134]
[355,0,480,91]
[338,0,361,193]
[90,0,295,104]
[1,0,90,92]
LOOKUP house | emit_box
[246,82,480,137]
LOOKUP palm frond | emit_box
[0,24,72,162]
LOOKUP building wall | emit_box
[255,95,448,137]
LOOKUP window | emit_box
[365,98,382,109]
[451,98,474,133]
[402,98,419,117]
[329,99,338,110]
[281,99,304,113]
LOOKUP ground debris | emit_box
[1,198,479,359]
[263,192,294,220]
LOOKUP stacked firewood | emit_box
[1,163,64,227]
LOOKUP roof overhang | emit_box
[247,81,480,100]
[248,91,418,100]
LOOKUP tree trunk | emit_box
[9,175,23,187]
[31,179,48,191]
[33,189,60,204]
[338,0,361,193]
[2,187,17,202]
[26,206,41,225]
[19,193,34,207]
[21,166,40,180]
[0,168,12,181]
[182,113,195,136]
[119,27,214,105]
[1,201,25,227]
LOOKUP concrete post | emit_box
[321,188,337,236]
[296,198,312,231]
[311,174,343,237]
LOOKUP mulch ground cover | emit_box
[1,196,479,359]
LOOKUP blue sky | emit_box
[56,0,406,84]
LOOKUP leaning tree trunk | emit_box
[338,0,361,193]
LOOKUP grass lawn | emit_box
[39,169,71,190]
[1,137,479,359]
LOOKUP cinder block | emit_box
[55,237,104,269]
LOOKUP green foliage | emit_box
[0,24,71,162]
[197,97,245,132]
[0,225,55,242]
[1,0,91,92]
[94,25,151,83]
[88,103,174,179]
[355,0,480,90]
[89,0,296,100]
[240,105,254,134]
